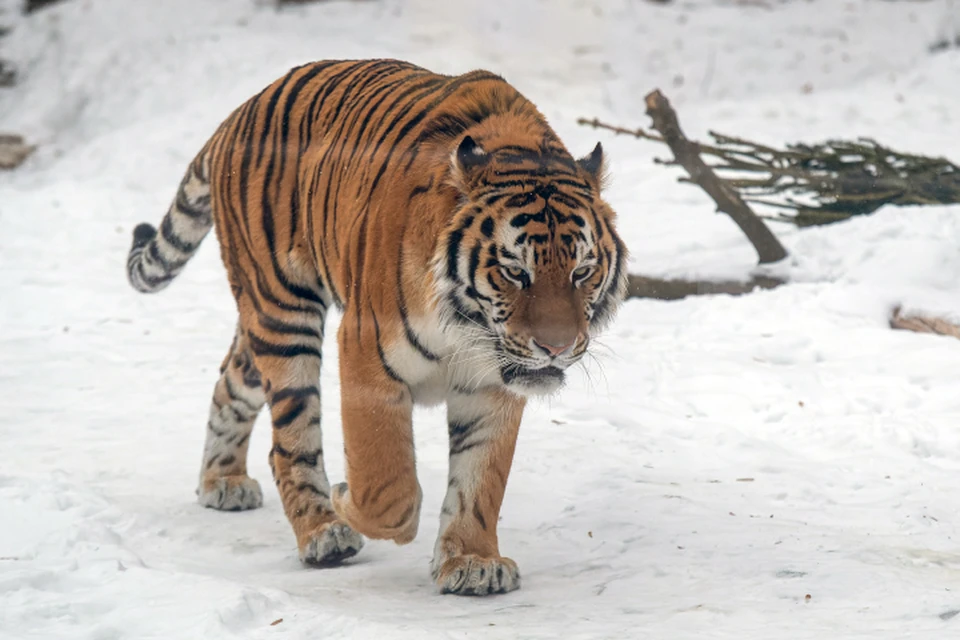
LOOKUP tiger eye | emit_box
[503,265,526,280]
[572,265,594,282]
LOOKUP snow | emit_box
[3,0,960,637]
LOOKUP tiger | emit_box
[126,59,627,595]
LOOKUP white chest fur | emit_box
[382,310,502,406]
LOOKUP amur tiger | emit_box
[127,59,627,595]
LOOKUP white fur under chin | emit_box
[504,375,565,398]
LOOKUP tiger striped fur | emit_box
[127,59,627,595]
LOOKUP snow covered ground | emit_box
[3,0,960,637]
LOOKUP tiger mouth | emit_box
[500,363,565,387]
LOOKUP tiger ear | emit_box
[577,142,606,189]
[451,135,489,191]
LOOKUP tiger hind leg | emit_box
[197,328,266,511]
[240,301,364,566]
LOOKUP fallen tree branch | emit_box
[626,274,783,300]
[642,90,788,264]
[889,306,960,340]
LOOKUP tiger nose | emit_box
[532,335,578,358]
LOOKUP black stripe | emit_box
[486,272,501,293]
[473,502,488,531]
[591,231,625,325]
[446,291,487,328]
[446,228,464,280]
[448,418,480,451]
[480,216,494,238]
[256,309,323,339]
[494,144,540,155]
[224,375,261,414]
[467,241,483,290]
[450,438,487,456]
[510,211,547,227]
[409,176,434,201]
[272,399,308,429]
[271,444,292,458]
[402,318,440,362]
[271,386,319,404]
[505,192,538,208]
[293,448,322,466]
[259,119,325,307]
[484,192,511,206]
[352,211,371,339]
[369,303,407,385]
[248,332,322,359]
[256,66,302,166]
[159,214,198,253]
[444,214,477,280]
[174,187,209,220]
[395,214,441,363]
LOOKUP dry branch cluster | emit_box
[684,135,960,227]
[579,118,960,228]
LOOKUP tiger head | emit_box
[436,134,628,397]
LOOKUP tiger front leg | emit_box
[432,388,526,595]
[331,315,422,545]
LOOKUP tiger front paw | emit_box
[431,553,521,596]
[299,520,365,567]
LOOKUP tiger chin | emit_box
[127,59,627,596]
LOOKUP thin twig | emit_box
[576,118,663,143]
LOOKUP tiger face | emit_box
[438,135,627,396]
